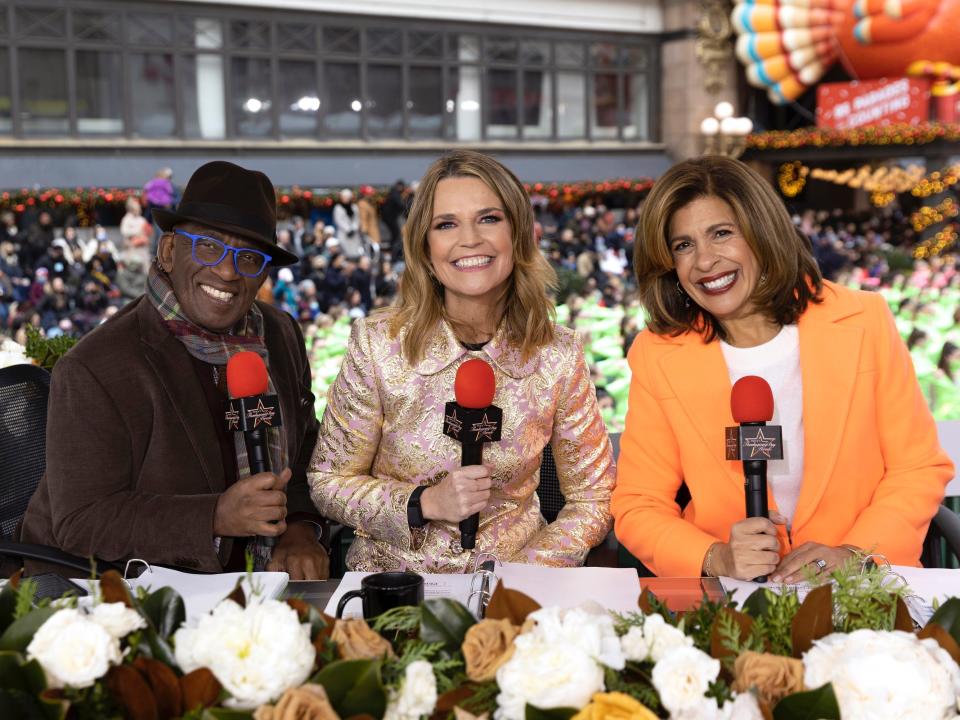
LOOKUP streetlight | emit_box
[700,101,753,158]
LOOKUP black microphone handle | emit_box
[459,442,484,550]
[242,426,277,548]
[744,458,769,582]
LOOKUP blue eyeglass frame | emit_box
[175,230,272,278]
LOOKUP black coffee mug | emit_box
[336,571,424,619]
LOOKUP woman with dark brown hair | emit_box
[309,150,614,573]
[612,156,952,581]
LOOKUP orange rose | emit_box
[253,684,340,720]
[330,618,395,660]
[571,692,658,720]
[461,618,519,682]
[733,651,804,706]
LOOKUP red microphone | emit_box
[726,376,783,582]
[443,359,502,550]
[225,351,283,478]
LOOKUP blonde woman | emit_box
[309,150,614,573]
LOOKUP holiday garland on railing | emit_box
[0,178,655,223]
[749,122,960,151]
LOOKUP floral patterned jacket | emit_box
[308,313,615,573]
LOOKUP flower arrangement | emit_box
[4,562,960,720]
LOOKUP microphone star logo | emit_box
[744,428,777,458]
[471,414,497,442]
[247,398,276,428]
[445,408,463,436]
[224,403,240,431]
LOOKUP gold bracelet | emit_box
[702,543,718,577]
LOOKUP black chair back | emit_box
[0,364,49,541]
[537,433,621,524]
[922,505,960,569]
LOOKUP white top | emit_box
[721,325,804,525]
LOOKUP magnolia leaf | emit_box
[0,652,47,695]
[709,607,753,664]
[742,588,772,619]
[139,587,186,640]
[421,598,477,652]
[226,578,246,609]
[312,658,386,719]
[772,683,840,720]
[0,575,22,634]
[484,586,540,626]
[435,684,479,716]
[918,622,960,664]
[927,597,960,647]
[894,597,914,632]
[525,705,577,720]
[180,668,222,713]
[137,626,178,668]
[133,656,182,719]
[0,607,57,652]
[99,570,135,608]
[791,584,832,658]
[0,690,52,720]
[106,664,158,720]
[638,589,657,614]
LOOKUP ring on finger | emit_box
[813,558,827,573]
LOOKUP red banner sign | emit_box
[816,78,930,130]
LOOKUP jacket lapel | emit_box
[791,285,864,532]
[658,335,742,493]
[137,299,225,493]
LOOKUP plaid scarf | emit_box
[147,262,287,569]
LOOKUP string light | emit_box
[777,162,808,198]
[749,122,960,151]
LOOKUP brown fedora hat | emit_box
[153,160,298,266]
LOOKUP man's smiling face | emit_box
[158,222,268,333]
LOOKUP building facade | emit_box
[0,0,708,187]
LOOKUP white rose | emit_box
[524,606,625,670]
[27,608,122,689]
[495,642,604,720]
[621,625,648,662]
[643,614,693,663]
[651,646,720,716]
[803,629,960,720]
[89,602,147,640]
[174,599,315,710]
[384,660,438,720]
[719,693,765,720]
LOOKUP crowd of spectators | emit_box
[0,183,957,424]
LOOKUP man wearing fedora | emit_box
[22,161,330,579]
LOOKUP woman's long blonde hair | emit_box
[390,150,556,364]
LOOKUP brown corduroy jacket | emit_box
[21,296,320,574]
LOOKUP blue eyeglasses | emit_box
[176,230,272,278]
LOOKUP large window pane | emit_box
[182,54,226,139]
[523,70,551,138]
[590,73,618,139]
[447,66,480,141]
[323,63,360,138]
[485,38,517,63]
[231,57,272,138]
[367,64,402,138]
[15,7,65,40]
[130,53,176,137]
[487,68,517,139]
[19,48,68,136]
[409,66,442,139]
[556,42,585,68]
[0,50,10,133]
[367,29,402,58]
[76,51,123,135]
[622,73,649,140]
[279,60,318,137]
[323,27,359,55]
[557,71,585,138]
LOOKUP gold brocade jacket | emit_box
[308,314,615,573]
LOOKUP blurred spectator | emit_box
[333,188,363,260]
[358,185,381,257]
[120,197,151,250]
[381,180,406,256]
[143,167,175,222]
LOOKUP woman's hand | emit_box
[420,466,492,523]
[771,543,856,584]
[711,514,784,580]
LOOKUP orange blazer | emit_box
[612,282,954,577]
